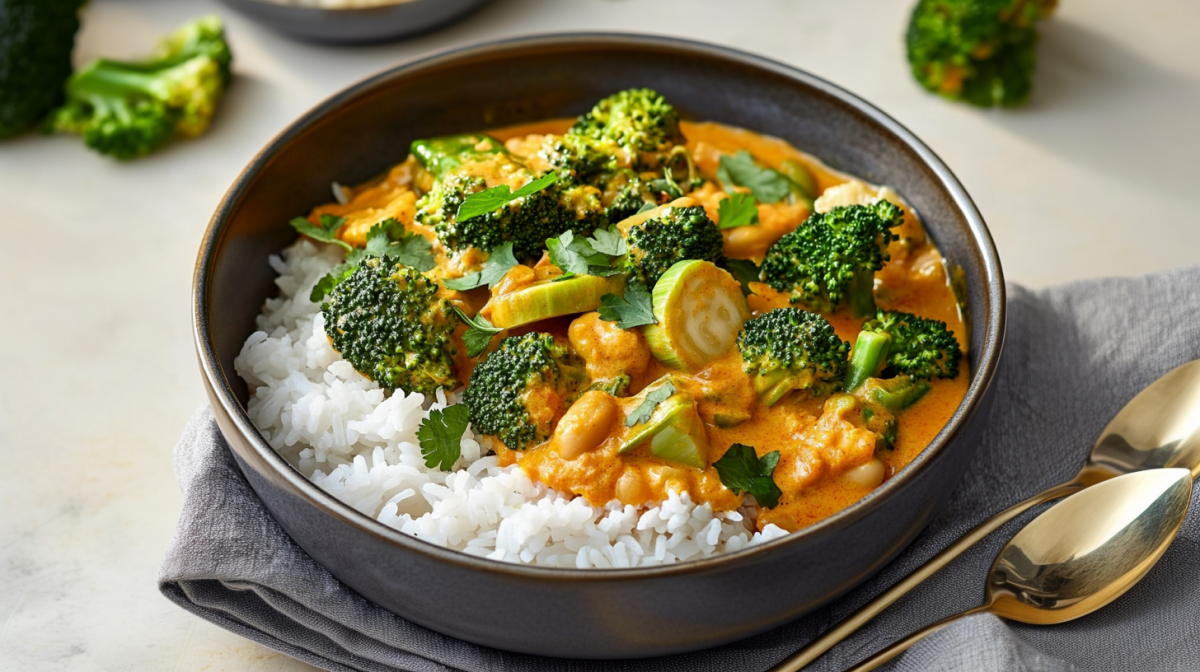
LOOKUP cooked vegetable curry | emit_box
[300,91,968,534]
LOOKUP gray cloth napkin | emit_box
[160,264,1200,672]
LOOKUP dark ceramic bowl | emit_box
[218,0,491,44]
[194,34,1005,659]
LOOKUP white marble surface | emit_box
[1,0,1197,669]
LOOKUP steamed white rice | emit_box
[234,239,788,567]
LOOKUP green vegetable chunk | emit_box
[644,260,750,372]
[463,333,587,450]
[568,88,684,168]
[321,256,458,396]
[619,377,708,470]
[0,0,84,139]
[417,404,470,471]
[487,274,626,329]
[712,443,783,509]
[845,309,963,388]
[737,308,850,407]
[44,15,233,159]
[906,0,1057,108]
[623,204,725,290]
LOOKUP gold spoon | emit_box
[773,358,1200,672]
[845,468,1193,671]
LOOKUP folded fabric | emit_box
[160,264,1200,671]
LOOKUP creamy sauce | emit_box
[296,118,970,533]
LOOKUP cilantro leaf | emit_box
[587,226,628,257]
[547,230,621,279]
[648,168,684,199]
[626,381,676,427]
[598,280,656,330]
[362,219,436,272]
[452,306,503,358]
[717,192,760,229]
[712,443,783,508]
[444,243,519,291]
[723,258,762,296]
[636,202,658,215]
[290,214,352,252]
[717,150,791,204]
[417,404,471,471]
[456,173,559,222]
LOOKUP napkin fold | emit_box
[161,264,1200,672]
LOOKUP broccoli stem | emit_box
[865,377,931,412]
[845,330,891,392]
[846,269,878,319]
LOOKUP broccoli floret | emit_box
[624,205,724,289]
[321,256,458,397]
[0,0,84,139]
[568,88,684,169]
[44,15,232,159]
[414,134,605,261]
[759,201,903,317]
[737,308,850,407]
[463,333,587,450]
[906,0,1056,107]
[844,309,963,391]
[538,133,657,224]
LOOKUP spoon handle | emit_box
[843,605,989,672]
[768,480,1083,672]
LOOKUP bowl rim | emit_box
[194,31,1006,581]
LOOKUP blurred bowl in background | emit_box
[218,0,492,44]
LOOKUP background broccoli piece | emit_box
[906,0,1057,107]
[0,0,84,139]
[568,88,685,169]
[845,309,963,391]
[624,205,725,289]
[737,308,850,406]
[44,15,233,159]
[463,333,587,450]
[759,201,902,317]
[321,256,458,397]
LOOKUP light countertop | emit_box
[2,0,1197,669]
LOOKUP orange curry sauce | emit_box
[301,118,969,533]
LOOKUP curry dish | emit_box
[292,89,967,534]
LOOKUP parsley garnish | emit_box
[546,229,624,279]
[456,173,559,222]
[626,381,676,427]
[444,242,520,291]
[717,192,760,229]
[308,219,435,302]
[723,258,762,296]
[417,404,470,471]
[712,443,783,508]
[290,214,351,252]
[587,226,628,257]
[717,150,791,204]
[598,280,656,329]
[452,306,503,358]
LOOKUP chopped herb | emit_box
[717,192,760,229]
[456,173,559,222]
[547,230,623,279]
[586,226,628,257]
[712,443,783,508]
[452,306,503,358]
[417,404,471,471]
[598,280,656,329]
[444,242,520,291]
[723,258,762,296]
[290,214,351,252]
[308,219,435,302]
[636,202,658,215]
[717,150,792,204]
[626,381,676,427]
[648,167,684,199]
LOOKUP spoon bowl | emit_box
[849,468,1193,671]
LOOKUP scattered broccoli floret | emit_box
[321,256,458,397]
[414,134,604,260]
[844,309,963,391]
[759,201,903,317]
[855,376,932,450]
[568,88,684,169]
[44,15,233,159]
[737,308,850,407]
[906,0,1057,108]
[624,205,725,289]
[463,333,587,450]
[0,0,84,139]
